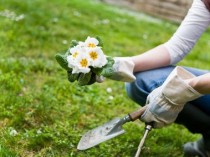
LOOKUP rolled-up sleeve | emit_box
[164,0,210,65]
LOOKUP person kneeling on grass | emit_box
[68,0,210,156]
[116,0,210,156]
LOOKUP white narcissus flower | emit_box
[74,53,91,73]
[66,37,108,75]
[69,46,81,59]
[87,47,107,68]
[67,55,76,69]
[67,46,80,69]
[69,47,78,59]
[84,36,99,48]
[68,52,91,74]
[78,41,86,47]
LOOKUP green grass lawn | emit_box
[0,0,210,156]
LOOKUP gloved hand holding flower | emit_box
[55,36,136,86]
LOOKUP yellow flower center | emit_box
[72,52,78,58]
[88,43,96,48]
[89,51,98,60]
[80,59,88,67]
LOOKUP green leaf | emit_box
[78,72,92,86]
[67,70,79,82]
[64,50,71,57]
[96,36,103,47]
[87,72,96,85]
[71,40,78,47]
[92,67,103,75]
[55,54,70,70]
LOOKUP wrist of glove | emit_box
[107,57,136,82]
[140,66,203,128]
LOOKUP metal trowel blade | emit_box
[77,117,125,150]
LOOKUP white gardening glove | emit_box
[107,57,136,82]
[141,66,203,128]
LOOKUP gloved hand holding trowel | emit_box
[111,55,210,156]
[140,66,202,128]
[99,58,207,156]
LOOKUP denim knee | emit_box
[125,82,147,106]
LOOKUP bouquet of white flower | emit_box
[55,36,115,86]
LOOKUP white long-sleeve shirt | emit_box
[164,0,210,64]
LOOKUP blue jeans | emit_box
[125,66,210,144]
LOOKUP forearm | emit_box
[187,73,210,94]
[131,44,171,72]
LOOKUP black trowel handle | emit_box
[128,106,147,121]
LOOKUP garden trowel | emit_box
[77,106,148,150]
